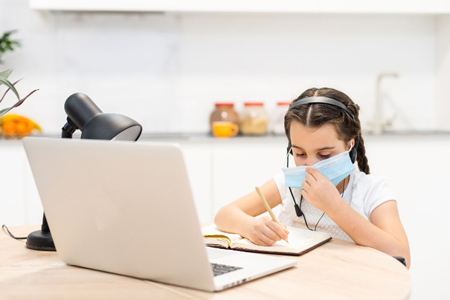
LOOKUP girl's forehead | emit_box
[290,122,343,149]
[290,122,339,139]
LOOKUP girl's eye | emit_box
[319,154,331,159]
[295,153,305,158]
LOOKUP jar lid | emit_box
[277,101,291,106]
[215,103,234,107]
[244,102,264,106]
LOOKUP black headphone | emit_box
[285,96,360,224]
[286,96,359,164]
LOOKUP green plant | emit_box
[0,30,20,64]
[0,69,38,117]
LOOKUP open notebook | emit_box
[23,137,296,292]
[203,225,331,256]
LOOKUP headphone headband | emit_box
[289,96,355,119]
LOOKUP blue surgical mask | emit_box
[282,151,355,189]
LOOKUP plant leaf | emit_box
[0,107,10,116]
[0,69,12,79]
[0,79,21,104]
[0,76,20,99]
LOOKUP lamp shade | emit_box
[64,93,142,141]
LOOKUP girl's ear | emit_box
[347,138,355,151]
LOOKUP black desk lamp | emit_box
[26,93,142,251]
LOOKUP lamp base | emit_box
[26,230,56,251]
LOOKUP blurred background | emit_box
[2,1,450,299]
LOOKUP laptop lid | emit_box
[23,137,296,292]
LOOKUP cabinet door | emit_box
[180,144,212,223]
[0,141,43,226]
[0,141,27,226]
[24,160,43,225]
[211,140,287,216]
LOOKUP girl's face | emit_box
[289,121,351,167]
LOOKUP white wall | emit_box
[2,2,450,299]
[0,0,442,135]
[436,16,450,131]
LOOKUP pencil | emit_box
[255,186,280,224]
[255,186,289,242]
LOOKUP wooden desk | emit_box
[1,225,410,299]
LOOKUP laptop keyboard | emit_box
[211,263,243,277]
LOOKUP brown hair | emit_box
[284,87,370,174]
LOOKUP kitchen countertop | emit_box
[133,130,450,143]
[2,130,450,144]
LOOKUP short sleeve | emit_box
[361,175,396,218]
[272,172,286,200]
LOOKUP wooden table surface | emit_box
[1,225,411,299]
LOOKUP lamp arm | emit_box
[61,117,77,139]
[41,214,50,233]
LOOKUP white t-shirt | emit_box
[273,170,396,242]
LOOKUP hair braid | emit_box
[345,101,370,174]
[355,135,370,174]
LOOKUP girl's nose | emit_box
[304,158,318,167]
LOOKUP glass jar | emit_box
[240,102,269,136]
[270,101,291,135]
[209,103,240,136]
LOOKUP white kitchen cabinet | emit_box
[29,0,450,14]
[210,139,286,215]
[177,137,287,222]
[1,139,216,226]
[24,159,44,226]
[0,140,43,227]
[0,140,29,226]
[178,143,212,223]
[0,137,289,225]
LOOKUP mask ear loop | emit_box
[348,139,355,152]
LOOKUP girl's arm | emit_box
[327,200,410,268]
[214,179,288,246]
[302,167,411,268]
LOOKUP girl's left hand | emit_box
[300,167,343,213]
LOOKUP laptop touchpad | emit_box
[206,247,235,260]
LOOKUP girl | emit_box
[214,87,410,268]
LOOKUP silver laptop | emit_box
[23,137,296,292]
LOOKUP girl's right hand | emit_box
[246,215,289,246]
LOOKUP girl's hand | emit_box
[300,167,343,213]
[246,215,289,246]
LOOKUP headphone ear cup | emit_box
[350,135,360,163]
